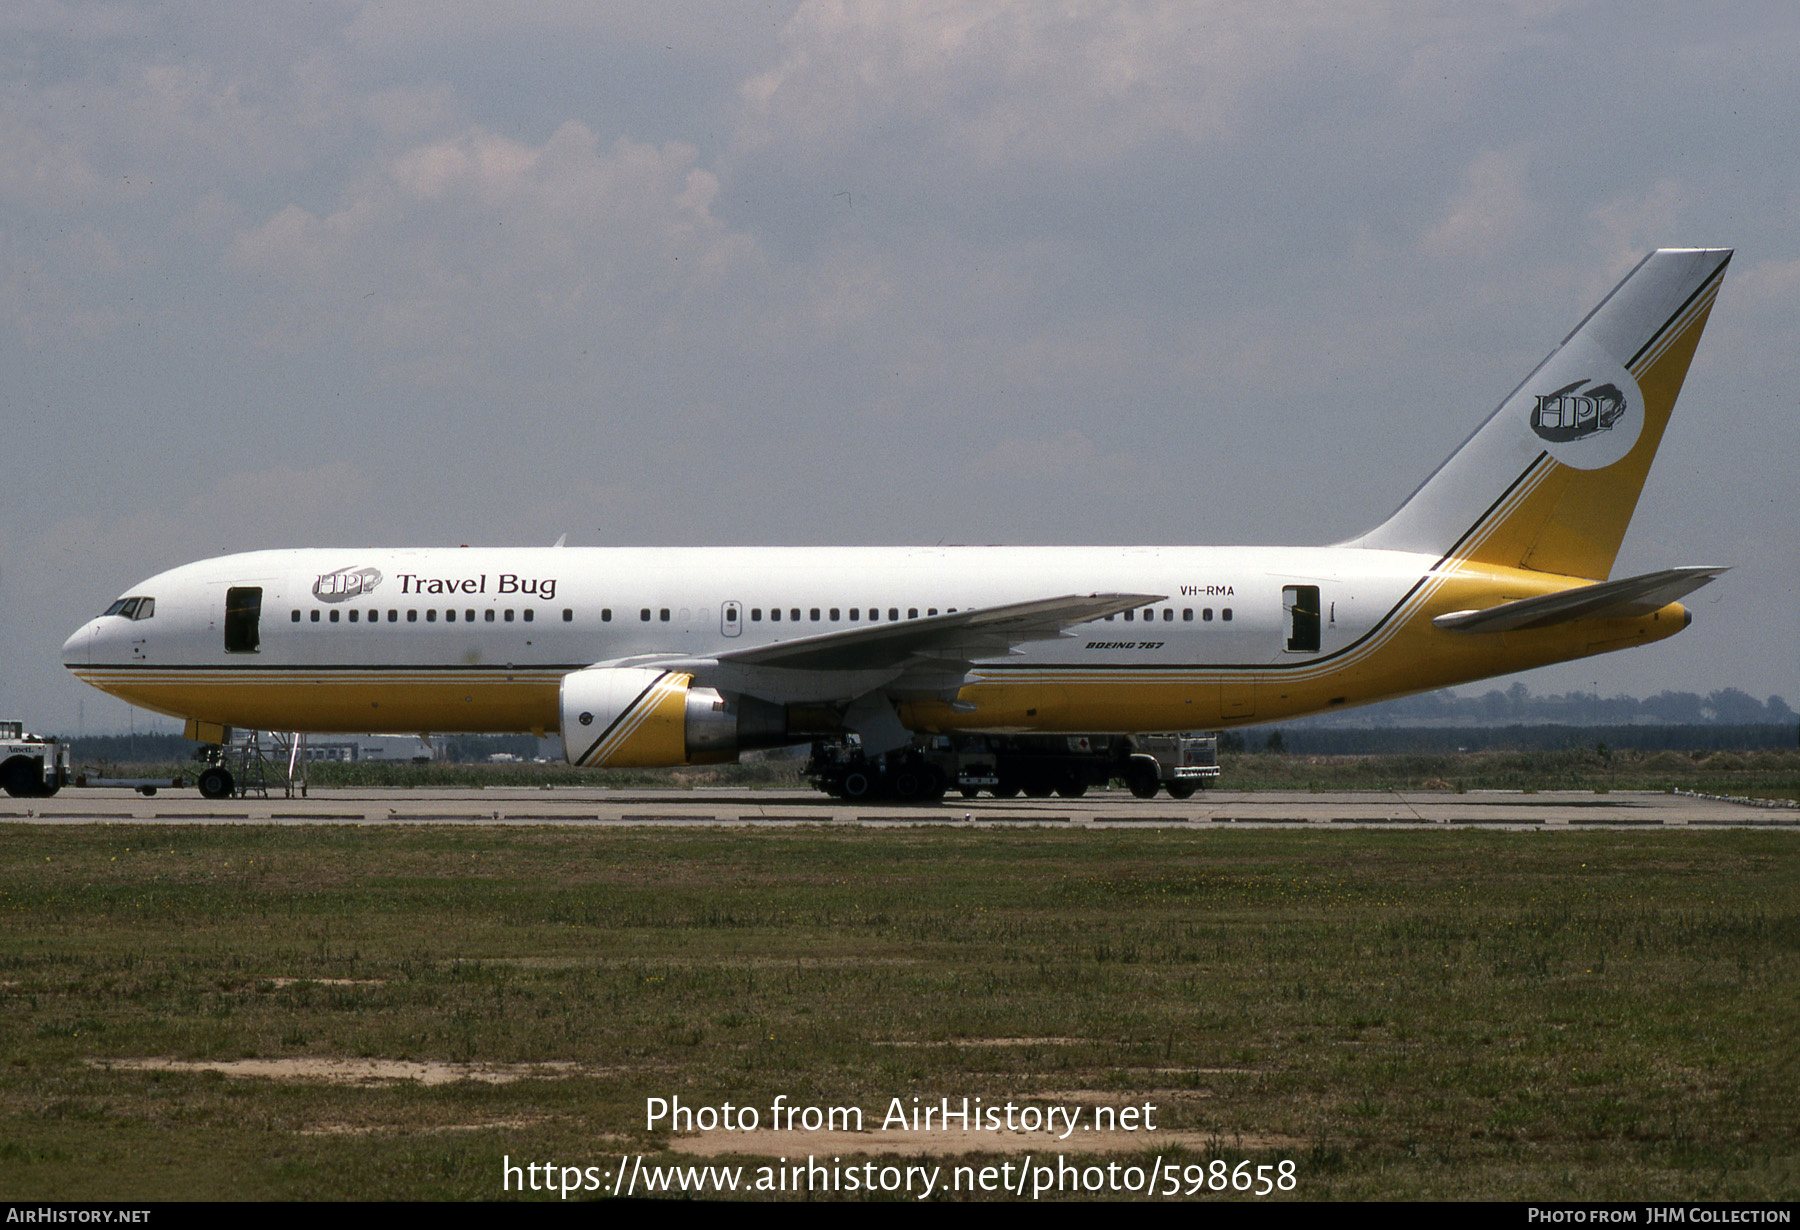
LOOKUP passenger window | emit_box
[291,610,301,623]
[388,610,398,622]
[505,610,515,622]
[1203,608,1213,621]
[768,609,779,622]
[751,608,762,621]
[928,608,938,616]
[485,610,495,622]
[849,609,859,621]
[445,610,455,622]
[907,608,917,619]
[348,610,358,623]
[427,610,437,622]
[562,609,572,622]
[889,608,899,621]
[1222,608,1233,621]
[658,609,669,622]
[830,608,840,621]
[524,609,534,622]
[810,609,820,621]
[791,609,800,621]
[1163,609,1173,622]
[640,609,650,621]
[1182,609,1193,621]
[310,610,320,623]
[1124,610,1134,622]
[407,610,417,622]
[601,609,611,622]
[467,609,476,622]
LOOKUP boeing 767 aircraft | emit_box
[54,248,1731,801]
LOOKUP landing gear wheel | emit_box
[991,782,1021,799]
[1023,778,1055,799]
[1056,780,1088,799]
[959,786,981,800]
[839,770,877,801]
[890,766,927,802]
[197,766,235,800]
[918,766,949,802]
[1126,761,1161,800]
[1166,780,1199,800]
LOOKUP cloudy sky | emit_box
[2,1,1795,734]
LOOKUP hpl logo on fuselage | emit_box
[313,566,383,603]
[1530,378,1628,443]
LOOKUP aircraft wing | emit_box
[597,592,1162,705]
[1432,566,1727,634]
[716,592,1162,670]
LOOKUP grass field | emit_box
[1,823,1795,1201]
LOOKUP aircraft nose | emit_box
[61,620,95,667]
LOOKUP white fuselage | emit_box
[64,544,1460,738]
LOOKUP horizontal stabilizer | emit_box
[1432,566,1726,633]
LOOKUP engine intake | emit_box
[559,666,787,768]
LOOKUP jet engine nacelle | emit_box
[559,666,788,768]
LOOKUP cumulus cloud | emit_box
[226,123,763,368]
[1420,147,1540,259]
[736,0,1389,167]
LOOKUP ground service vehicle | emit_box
[0,721,68,798]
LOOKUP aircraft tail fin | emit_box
[1355,248,1732,579]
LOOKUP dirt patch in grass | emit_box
[93,1057,593,1086]
[301,1116,580,1137]
[875,1037,1086,1047]
[261,977,386,988]
[668,1126,1305,1157]
[1030,1088,1220,1100]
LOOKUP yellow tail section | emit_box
[1359,249,1731,580]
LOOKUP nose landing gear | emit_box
[197,765,235,800]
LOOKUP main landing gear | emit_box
[805,733,1221,802]
[805,744,950,803]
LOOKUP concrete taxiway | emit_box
[3,787,1794,828]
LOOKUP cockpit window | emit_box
[101,596,157,620]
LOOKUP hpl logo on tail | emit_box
[1530,378,1628,443]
